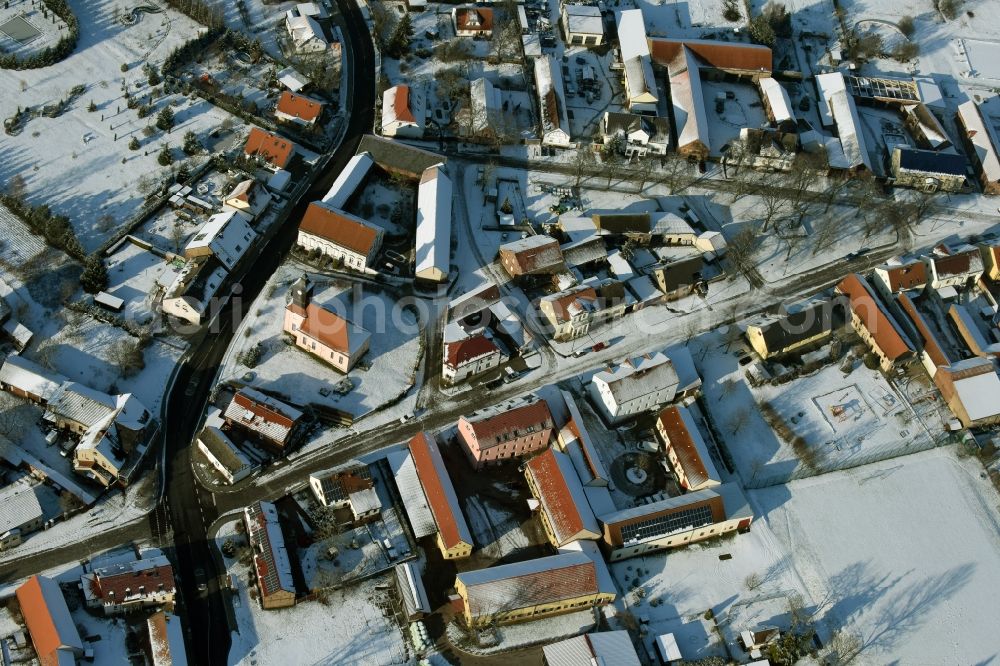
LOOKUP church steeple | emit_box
[290,274,312,309]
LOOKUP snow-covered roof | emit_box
[626,275,661,303]
[382,85,424,130]
[198,426,253,476]
[277,67,310,92]
[185,211,256,272]
[525,448,601,545]
[544,631,641,666]
[348,487,382,518]
[163,257,227,313]
[0,354,64,400]
[224,388,302,447]
[285,11,328,49]
[387,450,438,538]
[658,404,721,488]
[148,612,187,666]
[16,575,84,664]
[560,390,610,482]
[607,250,635,280]
[650,212,695,237]
[534,55,571,145]
[623,56,658,104]
[561,236,607,268]
[0,481,43,534]
[668,47,710,152]
[415,164,452,281]
[394,562,431,617]
[816,72,872,170]
[617,9,649,61]
[957,101,1000,183]
[950,369,1000,422]
[656,633,683,662]
[559,215,599,243]
[48,381,117,430]
[562,4,604,35]
[321,152,373,210]
[470,77,502,134]
[592,352,679,405]
[244,501,296,597]
[759,76,795,125]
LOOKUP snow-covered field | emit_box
[220,264,423,419]
[0,0,243,252]
[104,240,180,326]
[753,447,1000,664]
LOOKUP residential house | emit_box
[0,354,62,404]
[244,501,297,609]
[161,257,228,326]
[285,3,332,53]
[408,432,474,558]
[0,482,43,551]
[601,112,670,157]
[72,394,154,488]
[442,333,506,384]
[617,10,658,115]
[223,388,304,451]
[470,77,503,138]
[222,179,271,221]
[924,244,984,290]
[243,127,298,171]
[598,483,753,560]
[873,258,928,296]
[297,202,384,272]
[16,575,84,666]
[499,235,565,277]
[415,164,452,282]
[282,274,371,372]
[453,551,616,626]
[275,91,325,127]
[309,460,381,523]
[184,211,256,272]
[933,358,1000,428]
[561,5,604,47]
[836,273,914,371]
[81,555,176,615]
[452,6,493,37]
[197,426,254,484]
[891,147,968,193]
[657,405,722,491]
[539,281,627,341]
[591,352,679,424]
[956,100,1000,195]
[543,631,642,666]
[382,85,425,138]
[524,448,601,547]
[147,612,186,666]
[534,55,571,147]
[744,299,836,359]
[457,397,554,469]
[759,76,796,131]
[650,256,706,300]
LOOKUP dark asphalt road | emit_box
[161,3,376,663]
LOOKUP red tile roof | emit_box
[445,334,500,368]
[243,127,296,169]
[299,203,380,256]
[525,448,595,544]
[879,260,927,292]
[276,91,324,122]
[548,287,598,322]
[837,273,914,361]
[287,301,352,354]
[91,562,176,602]
[391,85,415,123]
[233,391,296,430]
[408,432,471,551]
[16,576,81,666]
[650,38,773,72]
[464,399,554,449]
[455,7,494,33]
[658,405,713,488]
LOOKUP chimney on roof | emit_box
[291,274,313,309]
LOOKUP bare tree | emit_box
[490,0,523,63]
[571,147,595,189]
[745,572,763,591]
[728,407,751,435]
[727,227,762,285]
[0,393,36,439]
[755,183,788,233]
[811,213,841,256]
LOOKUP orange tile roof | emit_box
[299,203,380,256]
[455,7,494,33]
[465,399,554,449]
[525,448,594,544]
[276,91,324,122]
[287,301,353,354]
[549,287,598,322]
[16,576,81,666]
[896,292,951,368]
[658,405,713,487]
[649,38,772,72]
[837,273,914,361]
[408,432,471,550]
[233,391,296,430]
[445,334,500,368]
[244,127,296,169]
[879,260,927,292]
[392,85,415,124]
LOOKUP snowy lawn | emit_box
[104,240,180,327]
[221,263,423,419]
[751,447,1000,664]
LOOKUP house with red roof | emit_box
[873,258,928,297]
[836,273,914,371]
[296,202,385,272]
[223,388,304,451]
[524,448,601,547]
[243,127,298,171]
[442,333,505,384]
[244,500,297,609]
[382,84,425,138]
[923,244,984,291]
[81,555,176,615]
[457,397,555,469]
[656,405,722,491]
[15,575,84,666]
[275,91,325,127]
[452,6,493,37]
[408,432,474,558]
[282,275,371,372]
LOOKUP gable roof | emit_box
[462,399,554,449]
[415,165,452,279]
[198,426,253,475]
[299,202,381,256]
[224,388,302,445]
[499,235,565,274]
[876,259,928,292]
[383,85,418,126]
[957,101,1000,183]
[286,299,370,356]
[592,352,679,405]
[543,631,642,666]
[408,432,473,550]
[895,146,967,176]
[0,354,64,400]
[836,273,914,361]
[454,6,493,32]
[445,334,501,368]
[89,556,176,603]
[525,448,600,545]
[310,460,373,504]
[244,127,297,169]
[276,91,324,122]
[747,300,834,353]
[657,405,721,488]
[650,38,773,72]
[16,575,83,666]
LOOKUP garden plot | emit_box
[220,264,423,420]
[0,202,47,268]
[217,521,408,666]
[752,447,1000,664]
[0,0,243,253]
[0,3,66,56]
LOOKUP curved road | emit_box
[161,2,375,663]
